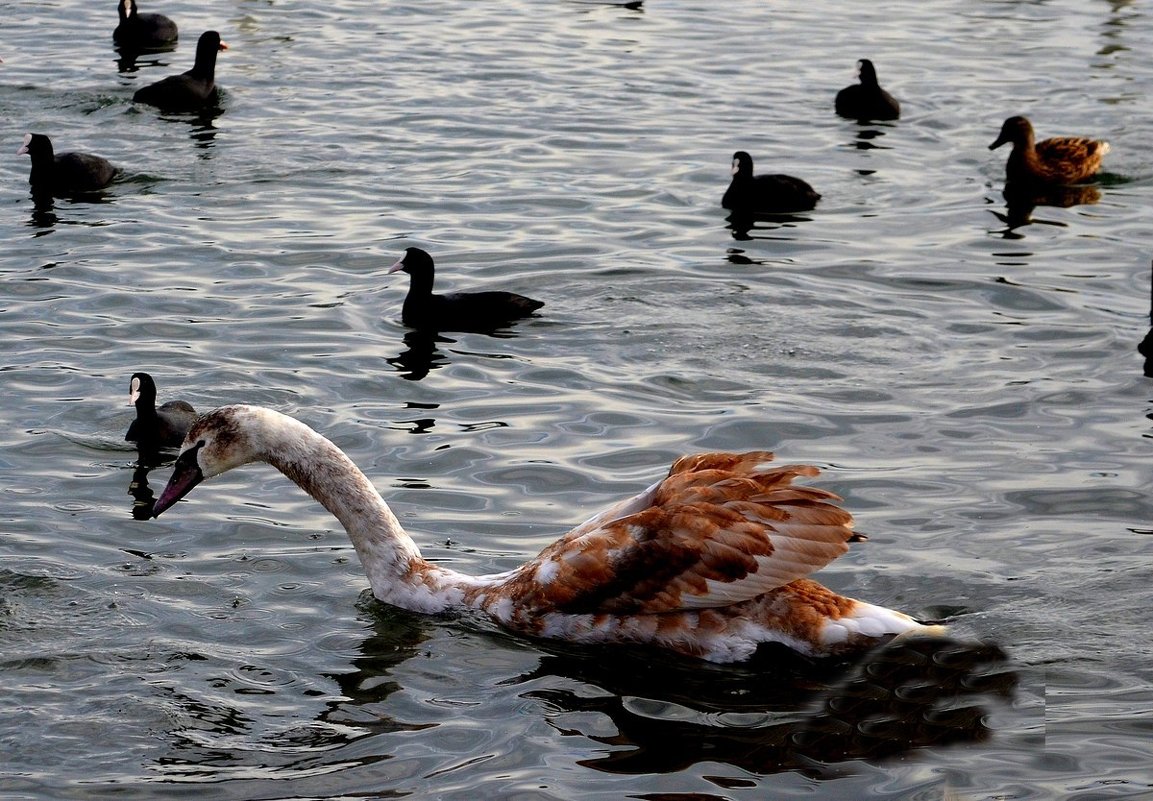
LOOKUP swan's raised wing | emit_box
[507,452,857,614]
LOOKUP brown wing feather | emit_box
[502,452,857,615]
[1033,136,1108,184]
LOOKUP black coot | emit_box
[113,0,178,49]
[388,247,544,332]
[125,372,197,451]
[722,151,820,214]
[132,30,227,111]
[835,59,900,121]
[17,133,117,195]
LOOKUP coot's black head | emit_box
[16,133,53,160]
[387,246,435,276]
[857,59,879,86]
[118,0,139,22]
[129,372,159,408]
[194,30,228,61]
[989,115,1033,151]
[730,151,754,177]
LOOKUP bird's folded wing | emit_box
[515,452,856,614]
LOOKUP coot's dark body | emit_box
[388,247,544,332]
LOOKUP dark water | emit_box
[2,0,1152,798]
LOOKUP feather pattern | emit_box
[989,115,1109,186]
[152,406,943,663]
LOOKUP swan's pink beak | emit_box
[153,449,204,517]
[387,258,406,274]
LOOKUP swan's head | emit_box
[152,405,268,517]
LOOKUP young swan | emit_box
[153,405,943,663]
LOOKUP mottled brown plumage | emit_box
[989,115,1109,186]
[152,407,943,663]
[495,453,854,617]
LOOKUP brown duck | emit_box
[989,116,1109,186]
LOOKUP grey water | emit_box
[2,0,1152,798]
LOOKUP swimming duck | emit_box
[17,133,117,195]
[132,30,227,111]
[152,405,943,663]
[125,372,197,451]
[388,247,543,331]
[113,0,178,49]
[989,116,1109,186]
[722,151,820,214]
[835,59,900,121]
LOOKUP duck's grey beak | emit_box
[153,446,204,517]
[387,258,406,274]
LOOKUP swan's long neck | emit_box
[252,412,481,612]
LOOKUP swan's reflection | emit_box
[521,635,1014,775]
[143,591,1012,781]
[149,602,439,775]
[322,603,440,733]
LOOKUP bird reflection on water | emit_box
[990,181,1103,235]
[145,596,1013,781]
[522,635,1014,776]
[387,330,453,381]
[1139,260,1153,378]
[387,328,526,381]
[127,460,159,520]
[725,211,817,243]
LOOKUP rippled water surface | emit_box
[3,0,1153,798]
